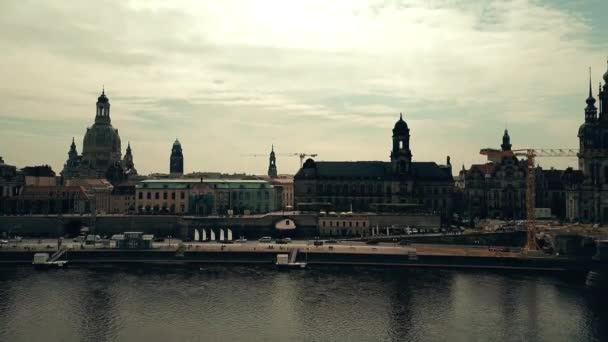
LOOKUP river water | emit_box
[0,265,605,342]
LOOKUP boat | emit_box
[275,250,307,269]
[32,252,68,269]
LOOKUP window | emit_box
[163,192,167,200]
[139,192,143,200]
[147,192,151,199]
[155,192,159,200]
[180,192,185,200]
[399,141,404,149]
[171,192,175,200]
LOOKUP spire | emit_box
[585,68,598,122]
[102,85,105,95]
[126,141,132,154]
[501,129,512,151]
[400,112,403,120]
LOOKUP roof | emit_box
[137,178,273,189]
[315,161,391,178]
[21,165,55,177]
[298,160,452,181]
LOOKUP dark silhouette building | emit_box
[170,139,184,177]
[61,89,137,185]
[565,63,608,222]
[294,113,453,218]
[268,145,278,178]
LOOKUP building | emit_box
[318,213,370,236]
[110,184,136,214]
[268,176,294,210]
[135,179,279,215]
[9,186,89,215]
[294,114,454,219]
[459,130,528,219]
[565,63,608,223]
[65,178,114,214]
[170,139,184,177]
[22,165,57,186]
[268,145,278,178]
[0,157,25,214]
[61,90,137,185]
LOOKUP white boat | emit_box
[275,251,307,269]
[32,252,68,269]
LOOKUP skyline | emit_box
[2,0,608,175]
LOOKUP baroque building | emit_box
[61,90,137,185]
[566,63,608,223]
[294,114,454,219]
[170,139,184,177]
[459,130,528,219]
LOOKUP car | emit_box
[326,239,339,244]
[258,237,272,243]
[411,228,419,234]
[313,240,324,246]
[0,240,8,245]
[235,237,248,243]
[276,239,289,244]
[365,240,380,245]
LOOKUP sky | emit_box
[1,0,607,176]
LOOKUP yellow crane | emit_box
[480,148,581,251]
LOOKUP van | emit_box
[258,237,272,243]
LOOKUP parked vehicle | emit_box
[259,237,272,243]
[313,240,324,246]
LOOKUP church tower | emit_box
[390,113,412,175]
[122,142,137,177]
[170,139,184,177]
[268,145,278,178]
[95,88,111,125]
[501,129,512,151]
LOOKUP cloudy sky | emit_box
[1,0,607,176]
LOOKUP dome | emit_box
[173,139,181,146]
[82,123,122,155]
[393,113,409,135]
[97,90,109,104]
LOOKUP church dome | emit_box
[82,123,122,155]
[393,113,409,135]
[97,91,109,104]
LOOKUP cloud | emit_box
[0,0,605,175]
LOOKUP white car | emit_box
[258,237,272,243]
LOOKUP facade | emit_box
[62,90,137,185]
[8,186,89,215]
[294,114,454,218]
[110,184,136,214]
[135,179,279,215]
[318,213,370,236]
[22,165,57,187]
[0,157,25,214]
[65,178,114,214]
[459,130,528,219]
[565,64,608,223]
[170,139,184,177]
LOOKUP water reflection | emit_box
[0,266,602,342]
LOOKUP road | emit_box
[1,238,528,258]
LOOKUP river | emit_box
[0,265,605,342]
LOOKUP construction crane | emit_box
[479,147,606,252]
[241,152,318,169]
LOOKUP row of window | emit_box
[138,191,186,200]
[321,221,367,228]
[306,184,449,196]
